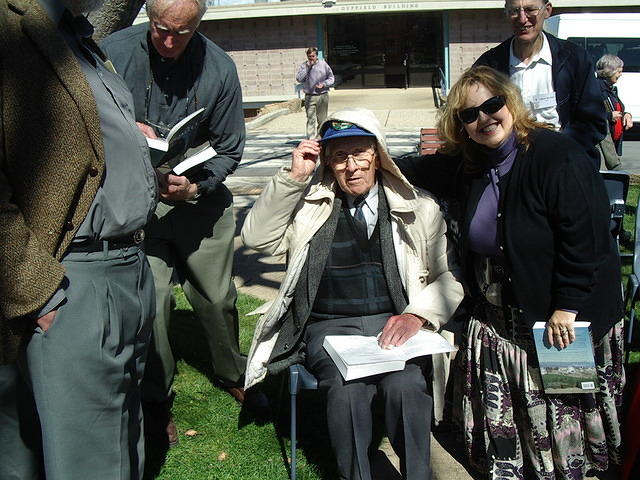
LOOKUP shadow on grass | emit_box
[146,308,338,478]
[268,380,339,480]
[233,207,286,294]
[146,300,423,479]
[265,378,409,480]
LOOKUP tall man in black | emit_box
[474,0,606,167]
[102,0,246,445]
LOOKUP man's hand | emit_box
[316,82,325,89]
[136,122,158,139]
[546,310,577,350]
[378,313,425,349]
[37,310,57,332]
[157,172,198,201]
[289,139,320,182]
[624,112,633,130]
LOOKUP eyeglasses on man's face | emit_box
[505,4,546,19]
[329,149,375,171]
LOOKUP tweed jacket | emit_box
[0,0,106,364]
[475,33,607,167]
[241,109,464,409]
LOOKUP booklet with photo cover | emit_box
[323,329,457,381]
[532,321,598,394]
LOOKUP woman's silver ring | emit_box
[560,328,568,336]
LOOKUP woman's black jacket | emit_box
[396,129,622,341]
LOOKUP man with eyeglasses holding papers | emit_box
[242,108,463,480]
[474,0,606,168]
[101,0,246,446]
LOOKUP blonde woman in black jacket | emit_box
[398,66,624,480]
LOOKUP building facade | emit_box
[135,1,640,102]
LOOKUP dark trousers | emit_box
[304,314,433,480]
[142,186,246,404]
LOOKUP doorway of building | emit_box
[327,13,443,89]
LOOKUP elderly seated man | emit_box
[241,108,463,480]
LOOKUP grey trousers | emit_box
[305,93,329,139]
[142,185,246,404]
[0,364,41,480]
[0,245,155,480]
[304,315,433,480]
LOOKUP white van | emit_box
[544,13,640,124]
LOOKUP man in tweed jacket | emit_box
[0,0,158,478]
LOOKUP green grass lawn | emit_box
[145,289,331,480]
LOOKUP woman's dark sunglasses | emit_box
[458,96,506,124]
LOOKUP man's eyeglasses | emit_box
[505,5,545,18]
[152,21,194,36]
[458,96,506,124]
[330,151,375,171]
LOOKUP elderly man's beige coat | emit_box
[242,108,464,420]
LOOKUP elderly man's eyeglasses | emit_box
[330,151,375,171]
[458,96,506,124]
[152,21,194,36]
[505,5,545,18]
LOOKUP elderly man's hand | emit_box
[158,172,199,201]
[289,139,321,182]
[136,122,158,139]
[378,313,425,349]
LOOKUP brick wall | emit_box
[448,10,512,85]
[199,16,317,98]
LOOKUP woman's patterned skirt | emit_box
[454,317,625,480]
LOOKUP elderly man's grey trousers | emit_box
[0,246,154,480]
[304,314,433,480]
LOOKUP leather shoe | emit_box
[167,416,179,447]
[226,386,245,404]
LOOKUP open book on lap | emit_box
[323,329,457,381]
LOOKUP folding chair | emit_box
[288,363,318,480]
[600,170,630,254]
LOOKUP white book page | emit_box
[324,330,456,367]
[146,136,168,152]
[172,145,217,176]
[325,335,404,366]
[394,329,457,358]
